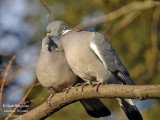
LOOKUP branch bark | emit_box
[14,84,160,120]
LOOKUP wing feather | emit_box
[90,32,134,85]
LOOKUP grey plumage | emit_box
[36,36,111,118]
[36,37,77,92]
[91,32,135,85]
[47,21,143,120]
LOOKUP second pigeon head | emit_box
[41,36,58,52]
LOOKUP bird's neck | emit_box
[61,29,72,36]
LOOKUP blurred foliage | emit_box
[143,101,160,120]
[1,0,159,120]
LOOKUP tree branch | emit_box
[38,0,52,22]
[74,1,160,30]
[14,84,160,120]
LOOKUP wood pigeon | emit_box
[36,36,111,118]
[46,21,143,120]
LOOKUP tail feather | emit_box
[117,98,143,120]
[117,72,135,85]
[80,98,111,118]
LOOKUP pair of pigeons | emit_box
[36,21,143,120]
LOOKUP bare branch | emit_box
[14,84,160,120]
[149,5,160,76]
[5,82,40,120]
[0,56,16,107]
[74,1,160,30]
[38,0,52,22]
[109,11,141,36]
[136,5,160,83]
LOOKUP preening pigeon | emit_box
[46,21,143,120]
[36,36,111,118]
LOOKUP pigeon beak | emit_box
[45,45,49,51]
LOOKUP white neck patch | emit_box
[62,29,72,36]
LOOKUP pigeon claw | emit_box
[81,83,90,92]
[92,82,104,92]
[63,86,73,94]
[75,82,90,92]
[46,93,54,106]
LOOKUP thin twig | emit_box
[149,5,160,76]
[0,56,16,107]
[38,0,52,22]
[109,11,141,37]
[5,81,39,120]
[3,83,41,105]
[0,65,24,85]
[137,5,160,83]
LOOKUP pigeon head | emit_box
[41,37,58,52]
[47,21,72,39]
